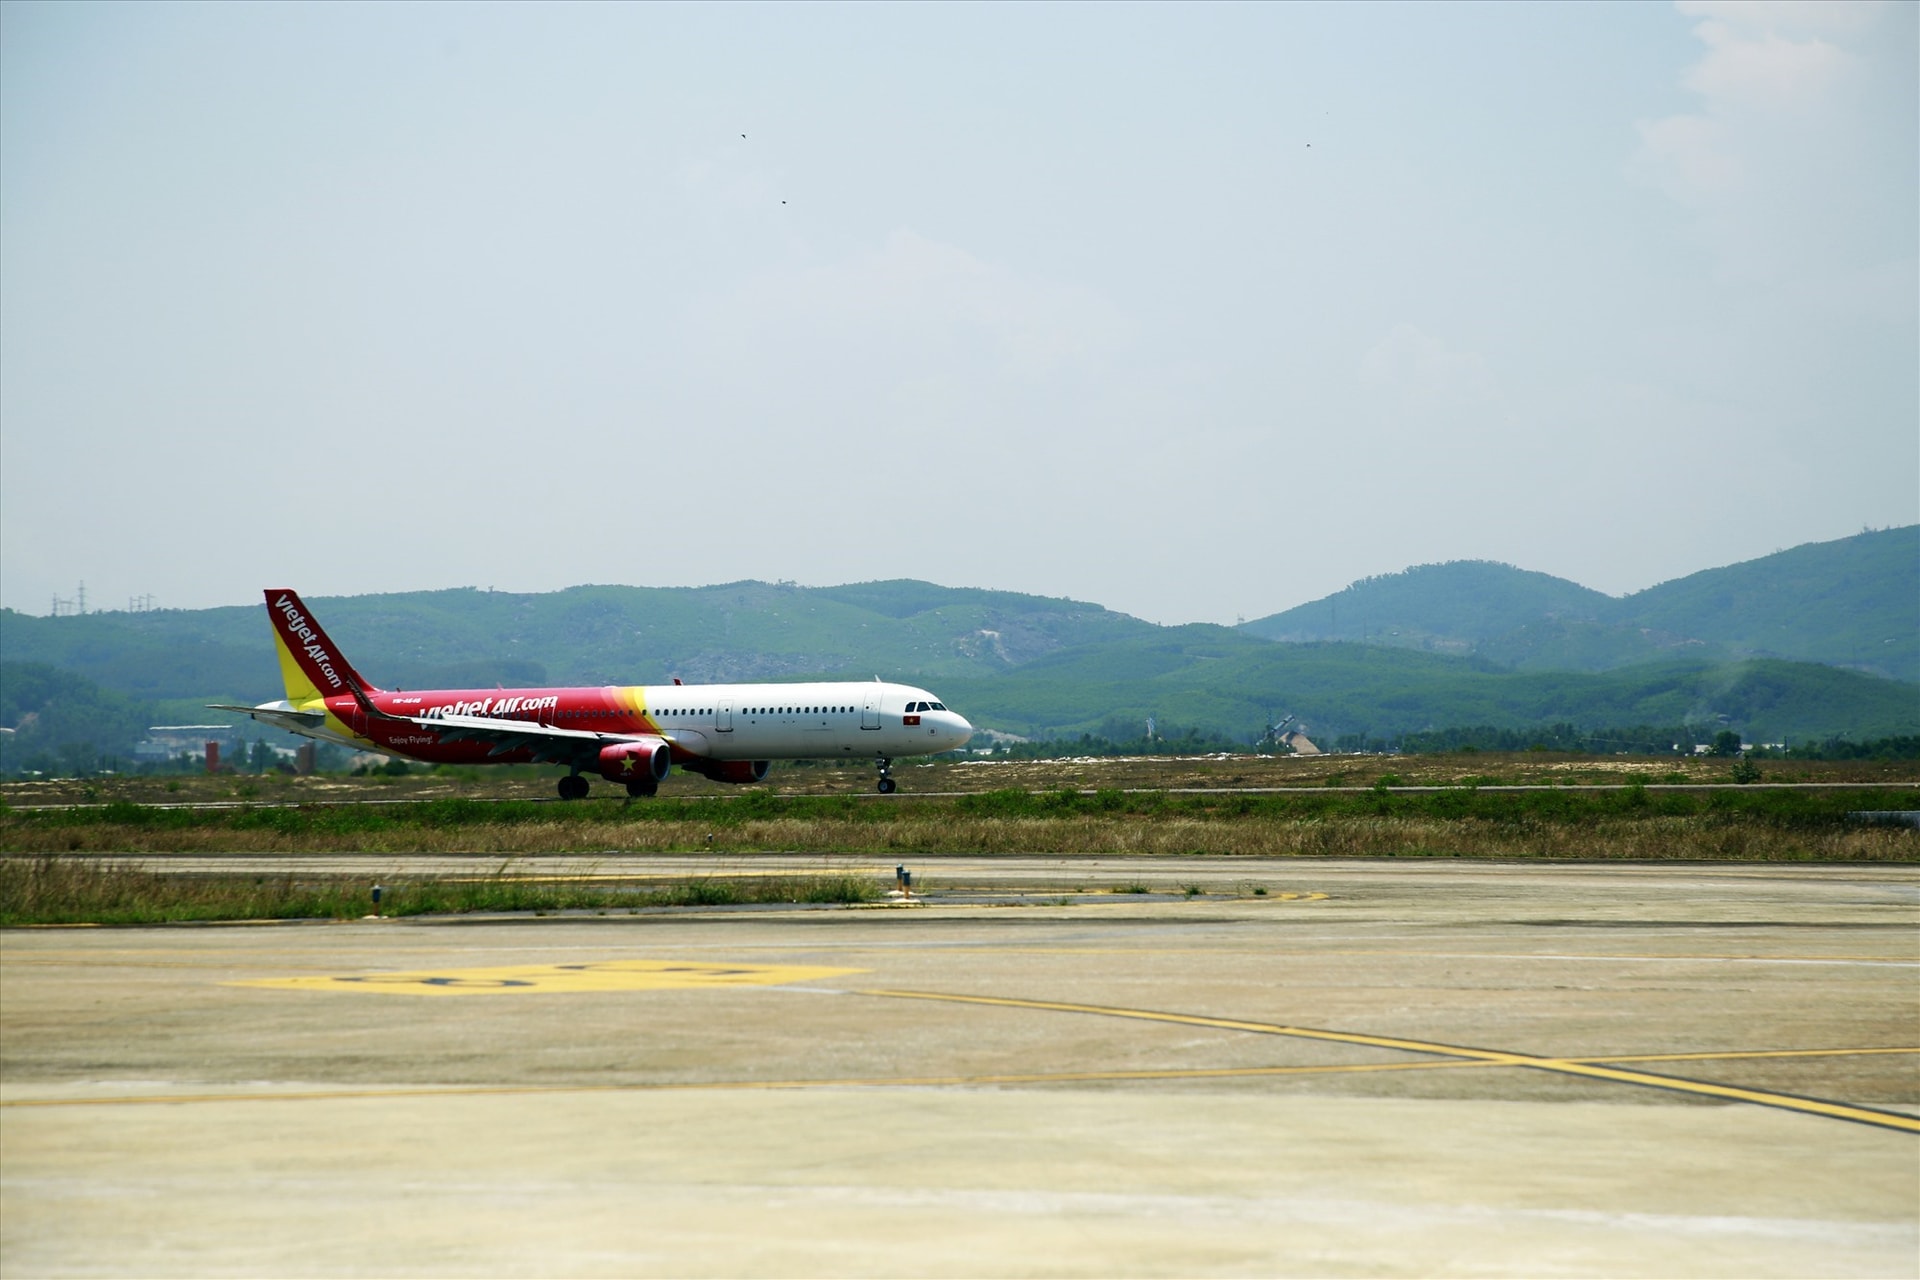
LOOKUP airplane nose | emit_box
[949,713,973,749]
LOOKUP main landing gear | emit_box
[625,780,657,798]
[557,774,590,801]
[875,757,896,794]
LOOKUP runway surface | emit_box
[3,858,1916,1276]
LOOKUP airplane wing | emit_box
[404,712,668,767]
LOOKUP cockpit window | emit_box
[929,702,945,711]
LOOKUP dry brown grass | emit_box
[0,856,881,925]
[5,750,1914,811]
[14,813,1913,862]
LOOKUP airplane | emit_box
[214,589,973,798]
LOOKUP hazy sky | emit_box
[3,1,1914,624]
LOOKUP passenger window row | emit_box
[744,706,852,715]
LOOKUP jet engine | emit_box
[682,758,771,785]
[596,739,671,785]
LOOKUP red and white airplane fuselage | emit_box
[221,589,972,797]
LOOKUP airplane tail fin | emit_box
[262,589,381,705]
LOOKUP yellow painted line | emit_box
[1585,1047,1920,1065]
[1522,1061,1920,1132]
[11,946,1911,964]
[860,989,1920,1134]
[797,946,1918,965]
[230,959,865,996]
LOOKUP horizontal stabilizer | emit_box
[210,702,327,731]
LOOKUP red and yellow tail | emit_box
[263,589,380,706]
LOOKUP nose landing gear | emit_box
[875,757,896,794]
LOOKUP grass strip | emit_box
[6,785,1917,833]
[1,815,1913,861]
[2,788,1915,861]
[0,857,881,927]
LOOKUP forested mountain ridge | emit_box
[3,531,1915,766]
[0,662,154,772]
[939,635,1918,745]
[0,580,1154,705]
[1617,527,1916,680]
[1240,526,1918,683]
[1241,562,1612,655]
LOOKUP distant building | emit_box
[133,725,243,762]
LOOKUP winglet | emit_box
[262,589,382,704]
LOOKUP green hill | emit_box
[4,538,1913,763]
[0,662,156,774]
[0,581,1154,705]
[1242,527,1918,683]
[1613,527,1918,681]
[1241,561,1611,654]
[942,634,1920,746]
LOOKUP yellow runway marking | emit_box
[765,946,1918,965]
[1582,1047,1920,1065]
[861,989,1920,1134]
[230,959,864,996]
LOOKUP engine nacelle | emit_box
[596,739,671,785]
[682,758,771,785]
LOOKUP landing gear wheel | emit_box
[625,781,657,798]
[875,757,896,794]
[877,777,897,795]
[557,775,589,801]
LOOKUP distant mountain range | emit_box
[2,579,1155,705]
[2,527,1915,756]
[1241,526,1918,685]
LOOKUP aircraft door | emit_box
[717,699,733,733]
[860,688,883,730]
